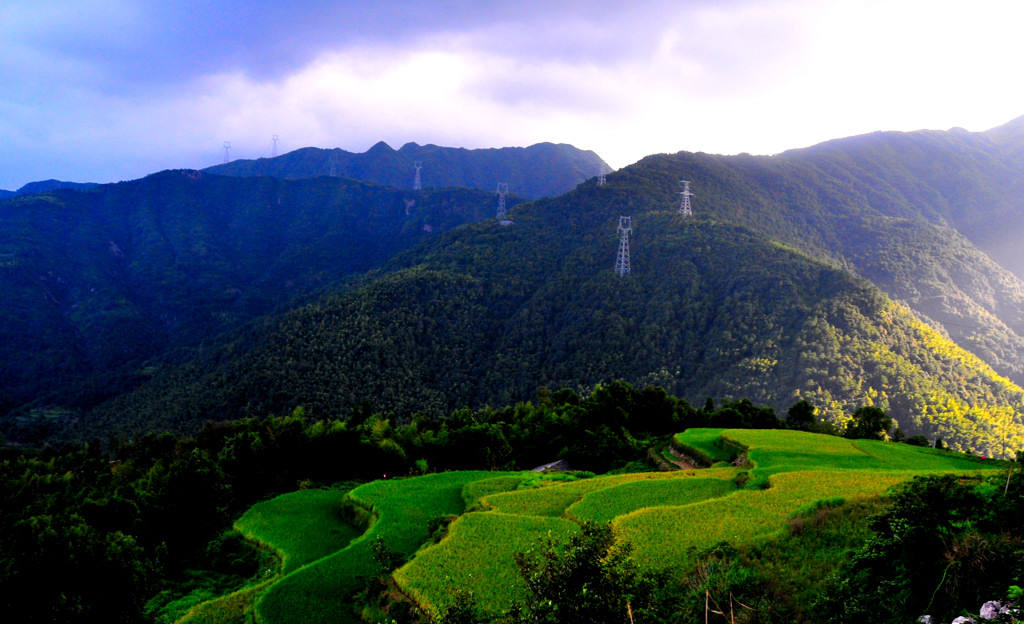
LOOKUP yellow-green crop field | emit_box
[672,427,739,462]
[185,429,1001,623]
[393,512,578,616]
[235,489,362,574]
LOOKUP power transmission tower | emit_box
[329,153,337,177]
[597,172,606,186]
[615,216,632,277]
[496,182,509,219]
[413,161,423,190]
[272,134,279,158]
[678,180,694,216]
[223,141,231,164]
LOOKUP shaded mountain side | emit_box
[608,138,1024,385]
[0,170,515,411]
[87,203,1024,456]
[203,141,612,199]
[16,179,100,195]
[0,180,97,200]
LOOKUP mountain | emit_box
[0,170,516,426]
[16,179,99,195]
[6,125,1024,457]
[0,179,97,200]
[202,141,612,199]
[83,129,1024,455]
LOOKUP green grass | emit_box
[739,497,888,622]
[672,428,740,463]
[173,578,274,624]
[227,429,1005,621]
[565,476,737,523]
[394,429,1003,615]
[254,471,513,624]
[615,469,912,570]
[234,488,361,574]
[394,512,578,618]
[480,471,725,517]
[722,429,994,484]
[461,474,531,509]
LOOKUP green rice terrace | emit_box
[175,428,1000,624]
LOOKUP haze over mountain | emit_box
[4,124,1024,457]
[204,141,612,199]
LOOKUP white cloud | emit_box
[2,0,1024,188]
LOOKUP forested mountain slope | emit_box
[90,164,1024,455]
[203,141,612,199]
[619,124,1024,385]
[7,124,1024,457]
[0,171,512,421]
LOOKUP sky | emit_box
[2,0,1024,191]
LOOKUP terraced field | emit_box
[177,429,999,623]
[394,430,994,617]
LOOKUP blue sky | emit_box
[2,0,1023,190]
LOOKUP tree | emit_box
[786,400,817,431]
[844,406,892,440]
[513,521,662,624]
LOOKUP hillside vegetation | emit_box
[1,382,1019,624]
[94,181,1024,454]
[7,125,1024,459]
[0,171,514,431]
[171,427,1010,624]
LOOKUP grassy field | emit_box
[461,474,531,508]
[393,429,1000,616]
[565,476,736,523]
[253,471,513,624]
[234,488,361,574]
[615,469,911,569]
[672,428,740,463]
[210,428,1002,622]
[394,512,578,617]
[173,578,273,624]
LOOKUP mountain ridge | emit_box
[5,126,1024,457]
[202,141,612,199]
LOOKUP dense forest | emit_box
[80,174,1024,456]
[0,171,522,421]
[6,124,1024,456]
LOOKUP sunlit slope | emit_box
[106,208,1024,454]
[395,429,995,617]
[234,489,361,575]
[252,471,511,624]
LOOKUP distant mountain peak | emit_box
[203,140,612,199]
[366,140,396,154]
